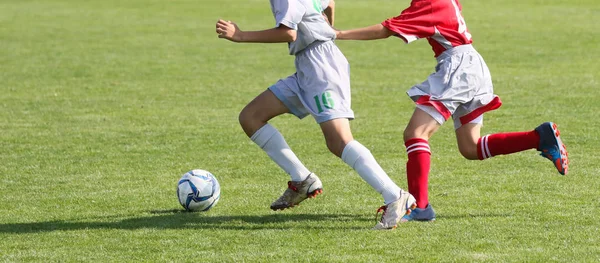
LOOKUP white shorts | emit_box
[269,41,354,124]
[407,45,502,129]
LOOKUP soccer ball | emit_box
[177,169,221,212]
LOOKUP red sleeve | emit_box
[381,1,435,43]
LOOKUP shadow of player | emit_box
[0,210,375,233]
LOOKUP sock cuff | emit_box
[531,130,541,150]
[341,140,365,168]
[405,138,430,155]
[250,124,277,148]
[477,135,489,160]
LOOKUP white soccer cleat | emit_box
[270,173,323,211]
[372,190,417,230]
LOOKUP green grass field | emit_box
[1,0,599,261]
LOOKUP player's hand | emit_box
[334,30,341,38]
[216,19,243,42]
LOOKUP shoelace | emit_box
[375,205,387,223]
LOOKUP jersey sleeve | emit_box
[381,1,435,43]
[320,0,330,11]
[271,0,305,30]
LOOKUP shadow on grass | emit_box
[435,213,510,220]
[0,210,374,233]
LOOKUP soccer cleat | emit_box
[535,122,569,175]
[372,190,417,230]
[400,203,436,222]
[270,173,323,211]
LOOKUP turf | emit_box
[1,0,599,262]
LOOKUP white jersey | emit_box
[270,0,336,55]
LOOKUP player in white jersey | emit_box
[216,0,416,229]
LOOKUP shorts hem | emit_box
[458,96,502,125]
[268,86,308,119]
[315,114,355,124]
[416,105,445,125]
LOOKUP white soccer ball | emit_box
[177,169,221,212]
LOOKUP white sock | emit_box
[250,124,310,181]
[341,140,401,204]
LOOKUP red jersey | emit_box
[382,0,473,57]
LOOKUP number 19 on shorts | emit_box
[314,91,334,113]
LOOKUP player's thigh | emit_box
[455,122,482,159]
[319,118,354,157]
[404,107,442,141]
[239,89,289,126]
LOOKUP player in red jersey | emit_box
[336,0,569,221]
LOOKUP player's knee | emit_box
[325,138,344,158]
[403,129,433,142]
[458,144,479,160]
[238,107,265,135]
[238,108,252,128]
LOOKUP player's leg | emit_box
[455,118,569,174]
[239,89,288,137]
[240,88,312,182]
[297,41,414,229]
[454,118,482,160]
[239,86,321,210]
[459,122,538,161]
[318,117,353,158]
[401,106,440,222]
[319,118,416,229]
[320,118,403,204]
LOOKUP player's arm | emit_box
[323,0,335,26]
[216,19,296,43]
[336,24,395,40]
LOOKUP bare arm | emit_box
[336,24,395,40]
[216,19,297,43]
[323,0,335,27]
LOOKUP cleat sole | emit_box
[270,188,323,211]
[307,188,323,198]
[550,124,569,175]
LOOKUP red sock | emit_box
[477,131,540,160]
[405,138,431,209]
